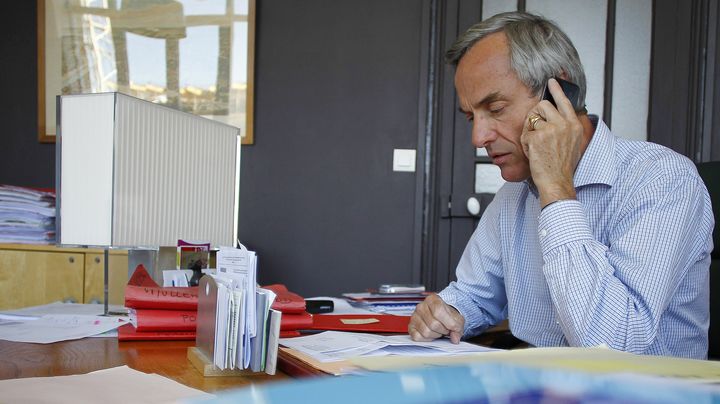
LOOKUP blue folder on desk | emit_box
[198,361,720,404]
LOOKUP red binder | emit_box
[308,314,410,333]
[117,324,196,341]
[129,309,197,332]
[125,264,198,309]
[263,284,306,314]
[280,330,301,338]
[124,285,198,310]
[280,312,313,331]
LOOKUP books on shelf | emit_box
[0,185,56,244]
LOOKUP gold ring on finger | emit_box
[528,114,543,131]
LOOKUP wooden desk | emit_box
[0,338,289,392]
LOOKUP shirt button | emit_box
[540,229,547,237]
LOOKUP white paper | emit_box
[0,314,38,325]
[0,365,212,404]
[213,280,231,369]
[2,301,128,317]
[279,330,499,363]
[0,314,128,344]
[217,245,256,337]
[230,289,244,369]
[264,309,282,375]
[162,270,190,287]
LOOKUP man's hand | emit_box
[408,294,465,344]
[520,78,584,208]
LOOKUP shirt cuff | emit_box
[437,285,487,338]
[537,199,593,255]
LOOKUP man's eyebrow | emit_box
[457,91,503,114]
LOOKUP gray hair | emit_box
[446,12,586,112]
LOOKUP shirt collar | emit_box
[573,118,617,188]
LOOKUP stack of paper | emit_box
[0,185,56,244]
[0,302,129,344]
[342,292,427,316]
[279,330,499,363]
[209,244,282,374]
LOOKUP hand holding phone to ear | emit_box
[520,78,585,208]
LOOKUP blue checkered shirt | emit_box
[438,120,714,359]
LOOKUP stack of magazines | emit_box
[0,185,56,244]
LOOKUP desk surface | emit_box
[0,337,289,392]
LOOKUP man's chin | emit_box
[499,169,531,183]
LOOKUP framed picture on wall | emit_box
[37,0,256,144]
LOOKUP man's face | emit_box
[455,32,538,182]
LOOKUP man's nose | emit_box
[471,117,495,148]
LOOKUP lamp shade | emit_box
[56,92,240,248]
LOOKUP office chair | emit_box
[696,162,720,359]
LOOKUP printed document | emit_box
[0,314,128,344]
[280,330,499,362]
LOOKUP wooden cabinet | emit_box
[83,252,129,305]
[0,244,128,310]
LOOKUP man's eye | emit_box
[490,107,504,114]
[465,113,474,122]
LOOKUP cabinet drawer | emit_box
[84,253,128,305]
[0,250,84,310]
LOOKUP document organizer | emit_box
[188,275,278,376]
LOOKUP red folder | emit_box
[280,311,313,331]
[280,330,301,338]
[263,284,306,314]
[129,309,197,332]
[308,314,410,333]
[124,285,198,310]
[117,324,196,341]
[125,264,198,309]
[127,264,159,287]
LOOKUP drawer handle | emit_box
[95,257,101,264]
[68,257,75,264]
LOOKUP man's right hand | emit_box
[408,294,465,344]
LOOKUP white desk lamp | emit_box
[56,92,241,315]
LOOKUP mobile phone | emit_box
[378,284,426,294]
[542,77,580,108]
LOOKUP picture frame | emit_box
[37,0,256,144]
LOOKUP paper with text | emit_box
[279,330,499,362]
[0,314,128,344]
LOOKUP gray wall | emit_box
[0,1,427,297]
[243,0,426,296]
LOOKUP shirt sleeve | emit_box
[438,196,508,338]
[538,171,713,353]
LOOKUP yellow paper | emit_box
[350,346,720,382]
[340,318,380,325]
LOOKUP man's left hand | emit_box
[520,78,584,208]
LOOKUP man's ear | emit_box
[558,70,570,81]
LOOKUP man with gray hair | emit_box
[409,12,714,359]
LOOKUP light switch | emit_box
[393,149,416,172]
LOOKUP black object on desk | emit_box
[305,300,334,314]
